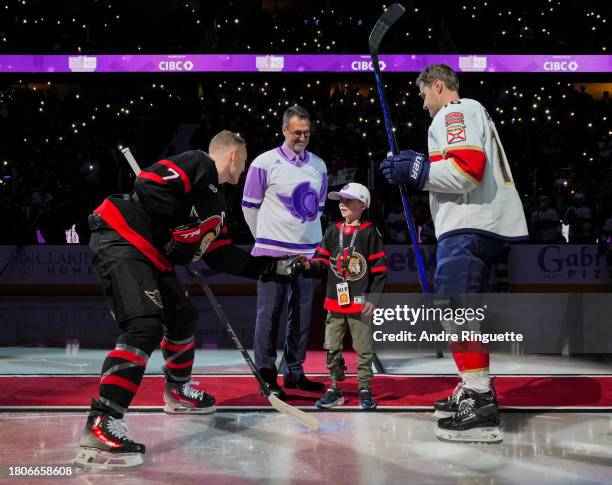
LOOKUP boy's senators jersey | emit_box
[309,221,387,314]
[92,150,230,272]
[425,98,528,241]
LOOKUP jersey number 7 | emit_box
[162,167,180,180]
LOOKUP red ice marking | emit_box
[2,374,611,409]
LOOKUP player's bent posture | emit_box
[75,131,301,470]
[379,64,528,443]
[302,183,387,410]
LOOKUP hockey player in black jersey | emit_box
[302,183,387,410]
[75,131,302,470]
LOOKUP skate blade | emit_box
[74,447,143,470]
[435,426,503,444]
[315,397,345,409]
[434,410,455,419]
[164,404,216,415]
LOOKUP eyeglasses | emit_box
[287,130,311,138]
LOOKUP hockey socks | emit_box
[99,344,149,416]
[161,336,196,383]
[449,342,491,393]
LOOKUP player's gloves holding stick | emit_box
[165,219,209,265]
[259,256,305,283]
[379,150,430,190]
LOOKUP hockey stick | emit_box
[184,264,319,430]
[369,3,430,293]
[120,147,319,431]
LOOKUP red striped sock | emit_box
[161,336,195,383]
[99,343,150,416]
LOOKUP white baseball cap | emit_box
[328,183,371,208]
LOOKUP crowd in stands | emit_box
[1,1,607,54]
[1,75,609,246]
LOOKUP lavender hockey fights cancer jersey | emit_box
[425,98,528,241]
[242,144,327,257]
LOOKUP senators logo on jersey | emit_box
[330,250,368,282]
[197,213,225,255]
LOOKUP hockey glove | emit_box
[259,256,305,283]
[379,150,430,190]
[165,219,207,265]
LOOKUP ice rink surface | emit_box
[0,411,611,484]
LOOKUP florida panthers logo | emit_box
[277,181,320,223]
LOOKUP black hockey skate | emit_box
[75,402,145,470]
[436,388,503,443]
[164,380,216,414]
[434,381,464,418]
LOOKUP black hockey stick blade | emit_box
[368,3,406,55]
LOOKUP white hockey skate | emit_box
[164,380,216,414]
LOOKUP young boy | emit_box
[303,183,387,410]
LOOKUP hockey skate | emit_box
[436,388,503,443]
[75,405,145,470]
[315,387,344,409]
[164,380,216,414]
[434,381,464,418]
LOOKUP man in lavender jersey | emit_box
[242,105,327,398]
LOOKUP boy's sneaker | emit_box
[75,402,145,470]
[434,381,464,418]
[359,388,377,410]
[164,380,216,414]
[315,388,344,409]
[436,388,503,443]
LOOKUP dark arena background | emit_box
[0,1,611,483]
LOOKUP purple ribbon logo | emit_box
[277,181,320,223]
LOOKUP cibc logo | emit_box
[158,60,194,71]
[543,60,579,72]
[351,60,386,71]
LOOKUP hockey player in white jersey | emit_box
[379,64,528,443]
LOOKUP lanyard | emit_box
[338,223,360,280]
